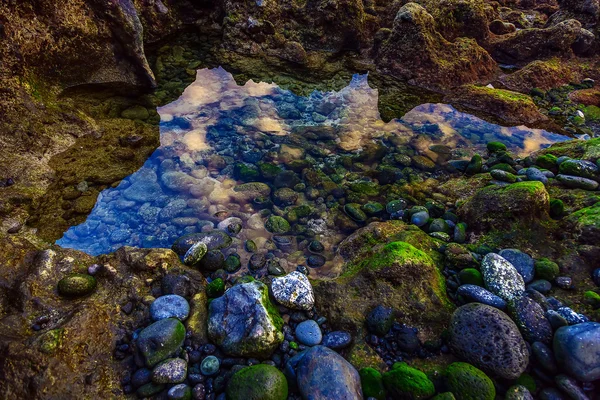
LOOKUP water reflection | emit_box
[57,67,567,260]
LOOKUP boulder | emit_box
[554,322,600,382]
[376,3,496,91]
[137,318,186,367]
[208,280,283,358]
[449,303,529,379]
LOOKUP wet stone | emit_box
[248,253,267,271]
[150,295,190,322]
[271,271,314,311]
[200,355,220,376]
[456,284,507,310]
[152,358,187,384]
[137,318,186,367]
[183,242,208,267]
[498,248,535,283]
[295,320,322,346]
[57,274,97,297]
[306,254,326,268]
[481,253,525,301]
[322,331,352,350]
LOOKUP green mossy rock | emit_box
[516,373,536,393]
[432,393,456,400]
[137,318,186,366]
[57,273,97,297]
[549,199,564,219]
[584,291,600,308]
[359,368,386,400]
[459,181,549,231]
[444,362,495,400]
[226,364,288,400]
[534,258,559,281]
[458,268,483,286]
[265,216,291,234]
[465,155,482,175]
[566,202,600,244]
[206,278,225,298]
[487,142,507,153]
[121,105,149,120]
[536,154,558,170]
[383,362,435,400]
[489,163,517,174]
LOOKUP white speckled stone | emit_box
[481,253,525,301]
[271,271,314,310]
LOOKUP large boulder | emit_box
[376,3,497,90]
[554,322,600,382]
[208,280,284,358]
[459,181,550,231]
[449,303,529,379]
[315,230,453,341]
[293,345,363,400]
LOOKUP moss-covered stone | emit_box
[516,373,536,393]
[226,364,288,400]
[536,154,558,170]
[383,362,435,400]
[359,368,386,400]
[137,318,186,366]
[550,199,564,219]
[265,216,291,234]
[465,154,482,176]
[57,273,97,297]
[534,258,559,281]
[566,202,600,244]
[38,329,64,353]
[444,362,495,400]
[487,142,507,154]
[458,268,483,286]
[206,278,225,298]
[584,291,600,308]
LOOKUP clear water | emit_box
[56,67,568,263]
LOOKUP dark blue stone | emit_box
[457,284,507,310]
[499,249,535,283]
[321,331,352,350]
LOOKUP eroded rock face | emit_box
[0,245,205,399]
[376,3,497,90]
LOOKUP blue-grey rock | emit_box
[532,341,558,374]
[481,253,525,301]
[321,331,352,350]
[555,276,573,289]
[526,167,548,184]
[366,305,394,336]
[556,156,571,165]
[556,174,599,190]
[449,303,529,379]
[546,310,569,329]
[556,306,588,325]
[527,280,552,294]
[183,242,208,266]
[271,271,314,311]
[152,358,187,384]
[457,284,507,309]
[539,388,566,400]
[507,296,553,344]
[295,320,322,346]
[295,346,362,400]
[558,159,599,180]
[172,231,232,256]
[593,268,600,286]
[168,384,192,400]
[554,322,600,382]
[555,375,588,400]
[150,295,190,321]
[207,280,283,358]
[200,355,220,376]
[411,210,429,227]
[499,249,535,283]
[132,368,152,388]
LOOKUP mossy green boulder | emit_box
[549,199,564,219]
[444,362,495,400]
[383,362,435,400]
[57,273,97,297]
[465,154,482,175]
[265,216,291,234]
[137,318,186,366]
[566,202,600,244]
[487,141,507,153]
[226,364,288,400]
[534,258,559,281]
[458,268,483,286]
[536,154,557,170]
[206,278,225,298]
[359,367,386,400]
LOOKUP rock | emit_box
[208,280,283,358]
[200,355,219,376]
[411,210,429,227]
[273,188,298,207]
[376,3,495,90]
[383,362,435,400]
[168,384,192,400]
[465,154,483,175]
[553,322,600,382]
[271,271,314,310]
[132,368,152,388]
[183,242,208,266]
[526,167,548,184]
[322,331,352,350]
[265,216,291,234]
[198,250,225,271]
[481,253,525,301]
[295,320,322,346]
[152,358,187,384]
[534,258,559,281]
[489,20,516,35]
[491,169,517,183]
[295,346,362,400]
[366,305,394,336]
[498,249,535,283]
[456,285,506,310]
[558,159,599,180]
[507,296,553,344]
[458,269,483,286]
[248,253,266,271]
[567,202,600,244]
[449,303,529,379]
[532,341,558,374]
[172,231,232,256]
[57,273,97,297]
[556,174,599,190]
[555,374,588,400]
[443,362,495,400]
[226,364,288,400]
[137,318,186,366]
[459,181,550,232]
[505,385,534,400]
[345,203,368,222]
[150,295,190,321]
[216,217,243,235]
[359,368,385,400]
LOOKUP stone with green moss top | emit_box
[208,280,283,358]
[536,154,558,170]
[465,154,482,175]
[137,318,186,366]
[349,181,380,196]
[490,169,517,183]
[58,273,97,297]
[566,202,600,244]
[550,199,564,219]
[359,368,386,400]
[265,216,291,234]
[444,362,495,400]
[534,258,559,281]
[516,373,536,393]
[206,278,225,298]
[433,393,456,400]
[584,105,600,121]
[38,329,64,353]
[383,362,435,400]
[459,268,483,286]
[584,291,600,308]
[487,142,507,154]
[226,364,288,400]
[490,163,517,174]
